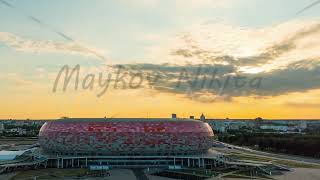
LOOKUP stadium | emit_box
[34,117,225,170]
[38,118,214,156]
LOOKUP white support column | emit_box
[188,158,190,167]
[174,157,176,166]
[72,159,74,167]
[61,159,64,168]
[202,158,205,168]
[85,158,88,167]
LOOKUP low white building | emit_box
[260,125,288,132]
[0,122,4,133]
[6,128,27,135]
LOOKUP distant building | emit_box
[0,122,4,133]
[200,113,206,121]
[260,125,288,132]
[171,113,177,119]
[299,121,307,129]
[207,120,226,133]
[255,117,263,121]
[6,128,27,136]
[228,122,242,130]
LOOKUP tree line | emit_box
[218,132,320,158]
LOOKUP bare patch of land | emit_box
[9,168,137,180]
[0,137,37,150]
[275,168,320,180]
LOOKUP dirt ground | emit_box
[274,168,320,180]
[0,172,17,180]
[2,168,320,180]
[6,168,137,180]
[219,168,320,180]
[0,137,37,150]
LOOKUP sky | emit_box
[0,0,320,119]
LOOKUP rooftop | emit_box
[52,118,201,123]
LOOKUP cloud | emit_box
[169,20,320,69]
[109,58,320,102]
[0,73,33,87]
[109,63,257,102]
[173,0,233,10]
[0,72,46,94]
[142,20,320,71]
[256,60,320,96]
[286,102,320,108]
[296,0,320,15]
[103,19,320,102]
[0,32,107,60]
[33,18,319,103]
[120,0,232,9]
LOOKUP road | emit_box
[213,140,320,165]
